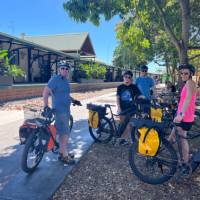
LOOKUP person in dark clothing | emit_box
[116,70,141,144]
[117,74,141,113]
[165,81,176,93]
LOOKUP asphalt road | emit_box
[0,93,116,200]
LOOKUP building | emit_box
[0,32,96,83]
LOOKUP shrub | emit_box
[0,49,24,78]
[79,63,106,80]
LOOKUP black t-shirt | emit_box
[171,85,176,93]
[117,84,141,111]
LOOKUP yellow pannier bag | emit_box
[138,127,160,156]
[88,110,99,128]
[150,107,163,122]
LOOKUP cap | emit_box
[140,65,148,71]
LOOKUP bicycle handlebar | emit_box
[105,104,115,107]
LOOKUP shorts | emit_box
[176,121,193,131]
[55,113,70,135]
[137,99,150,114]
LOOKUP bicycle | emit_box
[19,105,74,145]
[19,103,80,173]
[129,121,200,184]
[87,103,139,144]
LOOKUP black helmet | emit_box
[140,65,148,71]
[123,70,133,77]
[179,64,195,76]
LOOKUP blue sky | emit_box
[0,0,119,65]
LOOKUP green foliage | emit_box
[63,0,130,26]
[0,49,25,78]
[63,0,200,80]
[188,49,200,74]
[79,63,106,80]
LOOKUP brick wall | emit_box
[0,82,121,102]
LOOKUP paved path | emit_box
[0,93,116,200]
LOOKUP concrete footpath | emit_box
[0,93,116,200]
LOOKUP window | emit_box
[9,50,19,65]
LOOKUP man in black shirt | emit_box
[116,70,141,144]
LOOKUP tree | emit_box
[63,0,200,65]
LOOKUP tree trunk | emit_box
[178,41,188,64]
[154,0,190,65]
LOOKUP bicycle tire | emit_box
[131,126,136,143]
[69,114,73,132]
[129,138,177,184]
[89,116,113,143]
[191,160,199,172]
[21,131,44,173]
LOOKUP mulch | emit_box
[50,86,200,200]
[52,143,200,200]
[0,88,116,111]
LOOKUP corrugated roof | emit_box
[24,32,91,52]
[0,32,79,60]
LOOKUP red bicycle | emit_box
[19,105,74,173]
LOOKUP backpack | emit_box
[87,104,106,129]
[137,126,160,156]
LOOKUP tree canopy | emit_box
[63,0,200,78]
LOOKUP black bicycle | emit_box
[129,121,200,184]
[87,103,139,144]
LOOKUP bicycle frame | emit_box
[174,125,200,164]
[105,104,138,138]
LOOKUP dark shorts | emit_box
[176,121,193,131]
[136,99,151,114]
[55,113,70,135]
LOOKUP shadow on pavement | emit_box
[0,118,93,200]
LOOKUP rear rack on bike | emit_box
[23,104,44,120]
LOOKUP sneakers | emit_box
[119,138,129,146]
[114,138,129,146]
[58,152,75,165]
[180,163,192,176]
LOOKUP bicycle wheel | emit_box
[21,131,44,173]
[89,117,113,143]
[129,138,177,184]
[131,126,136,143]
[191,160,199,172]
[193,111,200,131]
[69,114,73,132]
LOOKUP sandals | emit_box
[58,152,75,165]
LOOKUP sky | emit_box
[0,0,119,65]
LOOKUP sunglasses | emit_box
[181,72,189,75]
[124,75,132,79]
[142,70,147,72]
[61,67,69,71]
